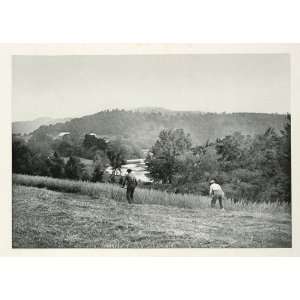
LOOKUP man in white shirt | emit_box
[209,180,224,209]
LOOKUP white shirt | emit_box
[209,183,223,196]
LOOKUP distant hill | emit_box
[13,117,71,135]
[133,107,204,115]
[133,107,174,114]
[31,109,288,148]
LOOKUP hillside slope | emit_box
[12,185,291,248]
[13,117,71,135]
[31,110,287,147]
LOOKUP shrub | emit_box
[65,156,85,180]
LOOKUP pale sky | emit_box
[12,54,290,121]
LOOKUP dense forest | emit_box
[12,132,141,183]
[30,109,287,148]
[145,115,291,203]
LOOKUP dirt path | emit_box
[12,185,291,248]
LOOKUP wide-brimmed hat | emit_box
[209,180,215,185]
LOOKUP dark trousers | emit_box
[211,194,223,209]
[126,187,135,204]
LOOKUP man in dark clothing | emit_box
[122,169,138,204]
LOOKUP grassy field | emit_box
[13,174,290,212]
[12,175,292,248]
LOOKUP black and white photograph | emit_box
[11,53,291,248]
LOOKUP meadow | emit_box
[12,174,291,248]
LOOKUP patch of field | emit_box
[12,185,291,248]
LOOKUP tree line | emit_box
[12,133,139,183]
[145,115,291,203]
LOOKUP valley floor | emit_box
[12,185,291,248]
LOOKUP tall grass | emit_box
[12,174,290,212]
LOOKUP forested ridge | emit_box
[31,110,287,148]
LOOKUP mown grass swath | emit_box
[13,174,290,213]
